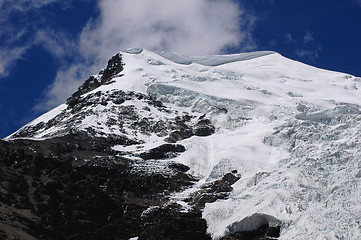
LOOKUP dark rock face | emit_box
[166,129,194,143]
[139,204,211,240]
[185,172,241,209]
[194,119,215,137]
[140,144,186,160]
[0,139,206,240]
[1,135,264,240]
[100,53,124,84]
[67,53,124,107]
[66,76,101,107]
[220,225,280,240]
[165,117,215,143]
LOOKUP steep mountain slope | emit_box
[2,48,361,240]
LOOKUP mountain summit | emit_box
[1,48,361,239]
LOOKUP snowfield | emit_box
[7,48,361,239]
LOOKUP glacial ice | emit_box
[295,104,361,123]
[155,50,276,66]
[125,47,275,66]
[125,47,144,54]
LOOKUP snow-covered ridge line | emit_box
[125,47,275,66]
[155,50,276,66]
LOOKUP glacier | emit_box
[5,47,361,239]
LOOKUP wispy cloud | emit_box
[0,0,75,78]
[281,30,320,61]
[35,63,100,110]
[0,47,29,78]
[0,0,71,12]
[285,33,293,43]
[37,0,256,110]
[33,29,75,61]
[295,30,320,60]
[294,47,321,61]
[303,31,314,44]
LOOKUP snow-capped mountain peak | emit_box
[4,48,361,239]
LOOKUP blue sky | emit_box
[0,0,360,138]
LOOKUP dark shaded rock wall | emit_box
[0,139,207,240]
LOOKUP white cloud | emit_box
[0,46,29,78]
[0,0,74,76]
[80,0,251,57]
[33,29,75,61]
[0,0,256,111]
[38,0,255,110]
[35,63,100,110]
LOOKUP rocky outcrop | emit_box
[140,144,186,160]
[67,53,124,107]
[185,172,240,209]
[0,139,203,240]
[11,88,216,150]
[165,117,215,143]
[220,225,280,240]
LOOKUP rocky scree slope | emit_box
[2,47,361,239]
